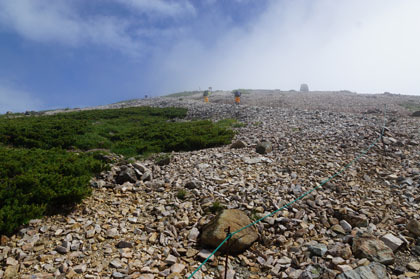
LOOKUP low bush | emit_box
[0,107,234,157]
[0,106,235,235]
[0,145,106,235]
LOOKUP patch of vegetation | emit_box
[165,91,202,97]
[176,189,187,200]
[216,119,245,129]
[399,102,420,111]
[232,89,251,94]
[0,145,106,235]
[250,209,259,221]
[0,107,234,157]
[154,153,171,166]
[0,106,235,235]
[209,201,225,214]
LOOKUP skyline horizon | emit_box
[1,0,420,113]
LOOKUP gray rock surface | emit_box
[352,233,394,265]
[337,262,388,279]
[3,91,420,278]
[255,141,272,154]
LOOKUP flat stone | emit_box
[188,227,200,242]
[6,257,18,266]
[112,271,126,278]
[165,254,177,265]
[332,257,345,265]
[170,263,185,273]
[308,243,328,257]
[185,180,201,189]
[73,264,86,274]
[116,241,133,249]
[380,233,404,251]
[106,228,119,239]
[331,224,346,234]
[197,249,215,261]
[55,246,68,254]
[337,262,388,279]
[139,274,155,279]
[277,256,292,265]
[340,220,352,232]
[86,229,95,238]
[3,265,19,279]
[337,265,353,272]
[110,259,123,269]
[407,262,420,271]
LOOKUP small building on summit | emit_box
[300,83,309,92]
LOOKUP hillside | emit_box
[1,91,420,279]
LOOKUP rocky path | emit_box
[1,93,420,279]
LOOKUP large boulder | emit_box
[115,166,137,184]
[407,219,420,237]
[352,233,394,265]
[337,262,388,279]
[230,140,246,149]
[411,111,420,117]
[256,141,272,154]
[3,265,19,279]
[200,209,258,254]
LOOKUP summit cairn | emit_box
[300,83,309,92]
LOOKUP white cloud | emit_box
[0,0,141,55]
[156,0,420,95]
[114,0,195,16]
[0,82,43,113]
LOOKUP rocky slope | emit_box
[1,91,420,279]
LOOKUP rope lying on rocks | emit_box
[187,105,387,279]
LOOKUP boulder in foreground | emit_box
[200,209,258,254]
[256,141,272,154]
[337,262,388,279]
[407,219,420,237]
[352,233,394,265]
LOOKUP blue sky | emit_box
[0,0,419,113]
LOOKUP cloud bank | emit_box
[155,0,420,95]
[0,0,419,112]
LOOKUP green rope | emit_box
[187,105,387,279]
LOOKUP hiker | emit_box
[233,90,241,104]
[203,90,209,103]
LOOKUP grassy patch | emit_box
[176,189,187,200]
[209,201,225,213]
[165,91,202,97]
[0,106,235,235]
[399,102,420,111]
[216,118,246,129]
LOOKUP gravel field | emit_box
[1,91,420,279]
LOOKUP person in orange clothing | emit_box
[233,90,241,104]
[203,90,209,102]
